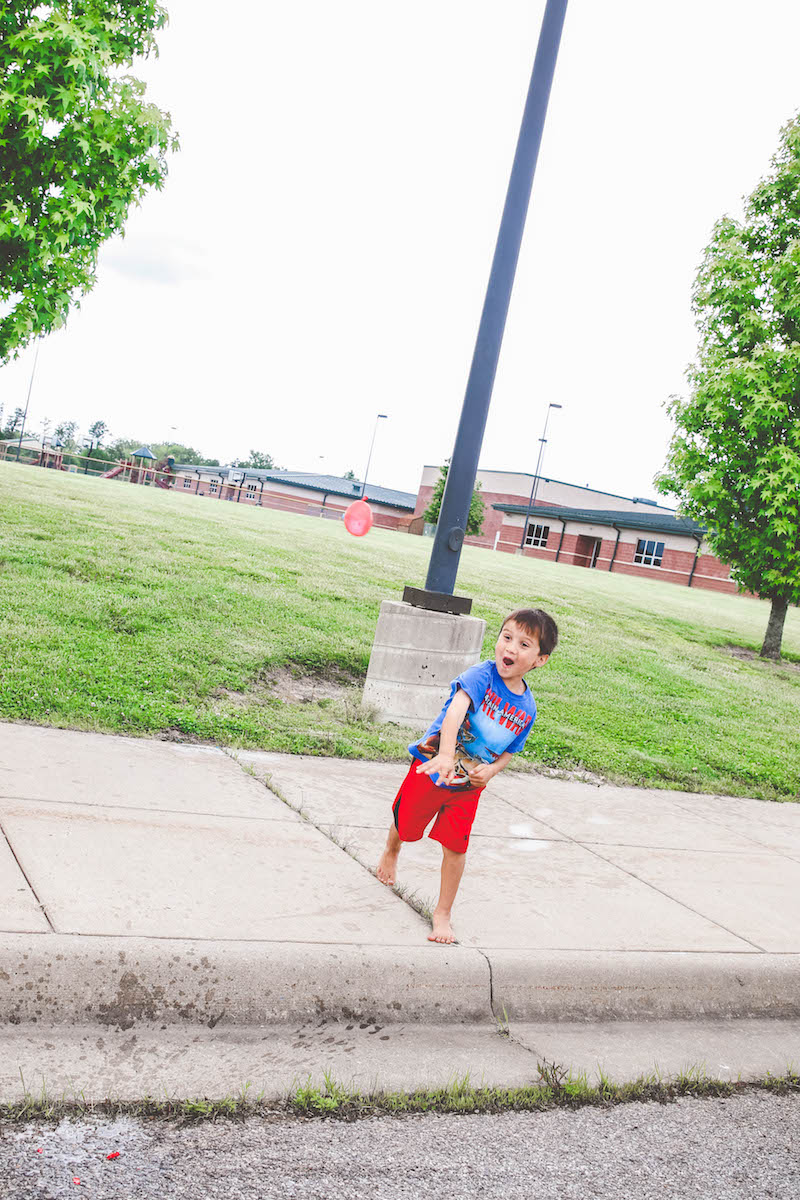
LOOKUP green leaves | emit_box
[0,1,176,361]
[423,460,486,535]
[659,115,800,654]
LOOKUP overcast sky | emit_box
[4,1,800,499]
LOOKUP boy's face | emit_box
[494,620,549,683]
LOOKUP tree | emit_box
[3,407,25,436]
[423,460,485,536]
[87,419,109,443]
[235,450,280,470]
[342,469,358,481]
[54,419,77,446]
[153,442,219,467]
[657,115,800,659]
[0,2,177,362]
[106,437,219,466]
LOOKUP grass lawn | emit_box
[1,463,799,801]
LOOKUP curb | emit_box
[490,950,800,1022]
[3,938,800,1030]
[0,936,491,1029]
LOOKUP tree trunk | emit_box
[761,595,789,659]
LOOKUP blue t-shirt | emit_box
[409,660,536,789]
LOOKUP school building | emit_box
[173,465,417,530]
[413,466,737,594]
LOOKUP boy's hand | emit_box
[416,754,458,787]
[466,762,498,788]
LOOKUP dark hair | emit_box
[501,608,559,657]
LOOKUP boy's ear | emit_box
[535,654,550,668]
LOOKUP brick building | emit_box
[414,466,737,594]
[173,465,416,530]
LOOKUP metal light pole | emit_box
[416,0,568,608]
[361,413,387,499]
[518,401,562,550]
[14,338,41,464]
[82,436,96,474]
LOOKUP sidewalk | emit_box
[1,720,799,1100]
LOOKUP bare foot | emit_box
[376,847,399,886]
[428,910,456,944]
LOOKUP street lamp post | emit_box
[361,414,387,499]
[363,0,569,726]
[415,0,568,608]
[82,436,96,474]
[518,402,562,551]
[14,338,42,464]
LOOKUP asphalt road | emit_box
[2,1092,798,1199]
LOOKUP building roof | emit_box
[174,465,416,510]
[493,503,705,538]
[424,465,676,514]
[0,435,43,451]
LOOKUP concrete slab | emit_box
[0,723,289,820]
[0,935,491,1027]
[667,792,800,861]
[235,751,406,827]
[0,800,426,943]
[3,1019,798,1103]
[0,830,49,933]
[596,844,800,952]
[364,599,486,724]
[486,949,800,1021]
[236,750,561,841]
[511,1018,800,1084]
[495,775,760,853]
[317,824,753,952]
[0,1021,538,1103]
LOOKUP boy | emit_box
[376,607,558,944]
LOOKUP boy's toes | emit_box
[376,852,398,886]
[428,916,456,944]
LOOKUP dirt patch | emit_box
[720,644,800,673]
[214,664,361,707]
[155,728,207,744]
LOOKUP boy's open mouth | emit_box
[502,656,514,667]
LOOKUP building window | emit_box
[524,523,550,548]
[634,538,664,567]
[183,478,192,488]
[209,481,218,494]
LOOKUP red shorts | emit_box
[392,761,484,854]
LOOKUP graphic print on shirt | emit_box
[416,715,483,788]
[415,691,534,789]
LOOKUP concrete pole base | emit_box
[363,600,487,726]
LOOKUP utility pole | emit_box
[518,402,562,550]
[14,339,41,463]
[361,414,387,499]
[410,0,568,612]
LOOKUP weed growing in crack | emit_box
[389,881,434,924]
[495,1007,511,1038]
[4,1067,799,1123]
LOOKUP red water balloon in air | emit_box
[344,499,373,537]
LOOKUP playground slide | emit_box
[101,465,125,479]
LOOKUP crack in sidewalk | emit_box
[0,818,55,932]
[496,788,766,953]
[226,751,436,929]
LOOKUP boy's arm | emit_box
[415,688,472,787]
[466,751,513,788]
